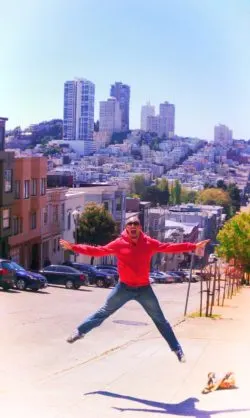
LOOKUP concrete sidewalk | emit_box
[2,287,250,418]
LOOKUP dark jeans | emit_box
[78,282,182,352]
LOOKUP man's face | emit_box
[126,218,141,240]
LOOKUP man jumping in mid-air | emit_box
[60,216,209,363]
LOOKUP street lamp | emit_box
[72,209,81,261]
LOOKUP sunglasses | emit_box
[126,221,140,226]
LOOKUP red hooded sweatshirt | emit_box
[72,230,196,287]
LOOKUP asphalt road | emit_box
[1,282,201,386]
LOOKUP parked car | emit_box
[0,260,47,291]
[39,265,87,289]
[149,271,175,284]
[63,262,115,288]
[167,272,184,283]
[0,259,16,290]
[94,264,119,282]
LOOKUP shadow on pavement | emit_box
[84,391,249,417]
[0,289,20,294]
[48,285,93,292]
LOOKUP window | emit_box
[67,212,71,230]
[13,216,20,235]
[116,198,121,211]
[14,180,21,199]
[43,207,48,225]
[61,203,65,222]
[4,169,12,192]
[31,179,37,196]
[30,212,37,230]
[41,178,46,195]
[53,205,59,223]
[2,209,10,229]
[103,201,109,211]
[24,180,30,199]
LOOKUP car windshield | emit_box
[2,261,26,271]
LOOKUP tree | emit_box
[141,178,169,206]
[228,183,241,214]
[77,203,117,264]
[181,188,198,203]
[130,175,147,196]
[216,211,250,273]
[216,180,227,190]
[174,180,182,204]
[196,188,232,217]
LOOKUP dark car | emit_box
[94,264,119,282]
[150,271,175,284]
[0,259,16,290]
[63,262,115,288]
[0,260,47,291]
[39,265,87,289]
[167,272,184,283]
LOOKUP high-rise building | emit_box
[146,115,167,137]
[159,101,175,138]
[99,97,122,134]
[0,117,15,259]
[63,78,95,141]
[110,82,130,131]
[0,117,8,151]
[214,124,233,146]
[140,102,155,131]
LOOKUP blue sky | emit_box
[1,0,250,139]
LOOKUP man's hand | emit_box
[195,239,210,257]
[59,239,74,251]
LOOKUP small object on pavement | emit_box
[202,372,236,394]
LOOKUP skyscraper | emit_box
[159,101,175,138]
[99,97,122,134]
[0,117,8,151]
[110,82,130,131]
[140,102,155,131]
[214,124,233,146]
[63,78,95,141]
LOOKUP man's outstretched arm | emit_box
[151,239,210,257]
[59,239,117,257]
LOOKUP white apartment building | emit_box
[140,102,155,131]
[99,97,122,134]
[214,124,233,146]
[63,78,95,143]
[63,186,126,263]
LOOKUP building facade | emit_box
[99,97,121,134]
[110,82,130,131]
[9,157,47,269]
[41,187,67,266]
[140,102,155,131]
[0,117,15,258]
[63,78,95,142]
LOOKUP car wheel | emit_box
[96,279,104,288]
[65,279,74,289]
[16,279,27,291]
[104,283,111,288]
[74,284,80,290]
[2,286,11,291]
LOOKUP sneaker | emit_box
[175,348,186,363]
[67,329,84,344]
